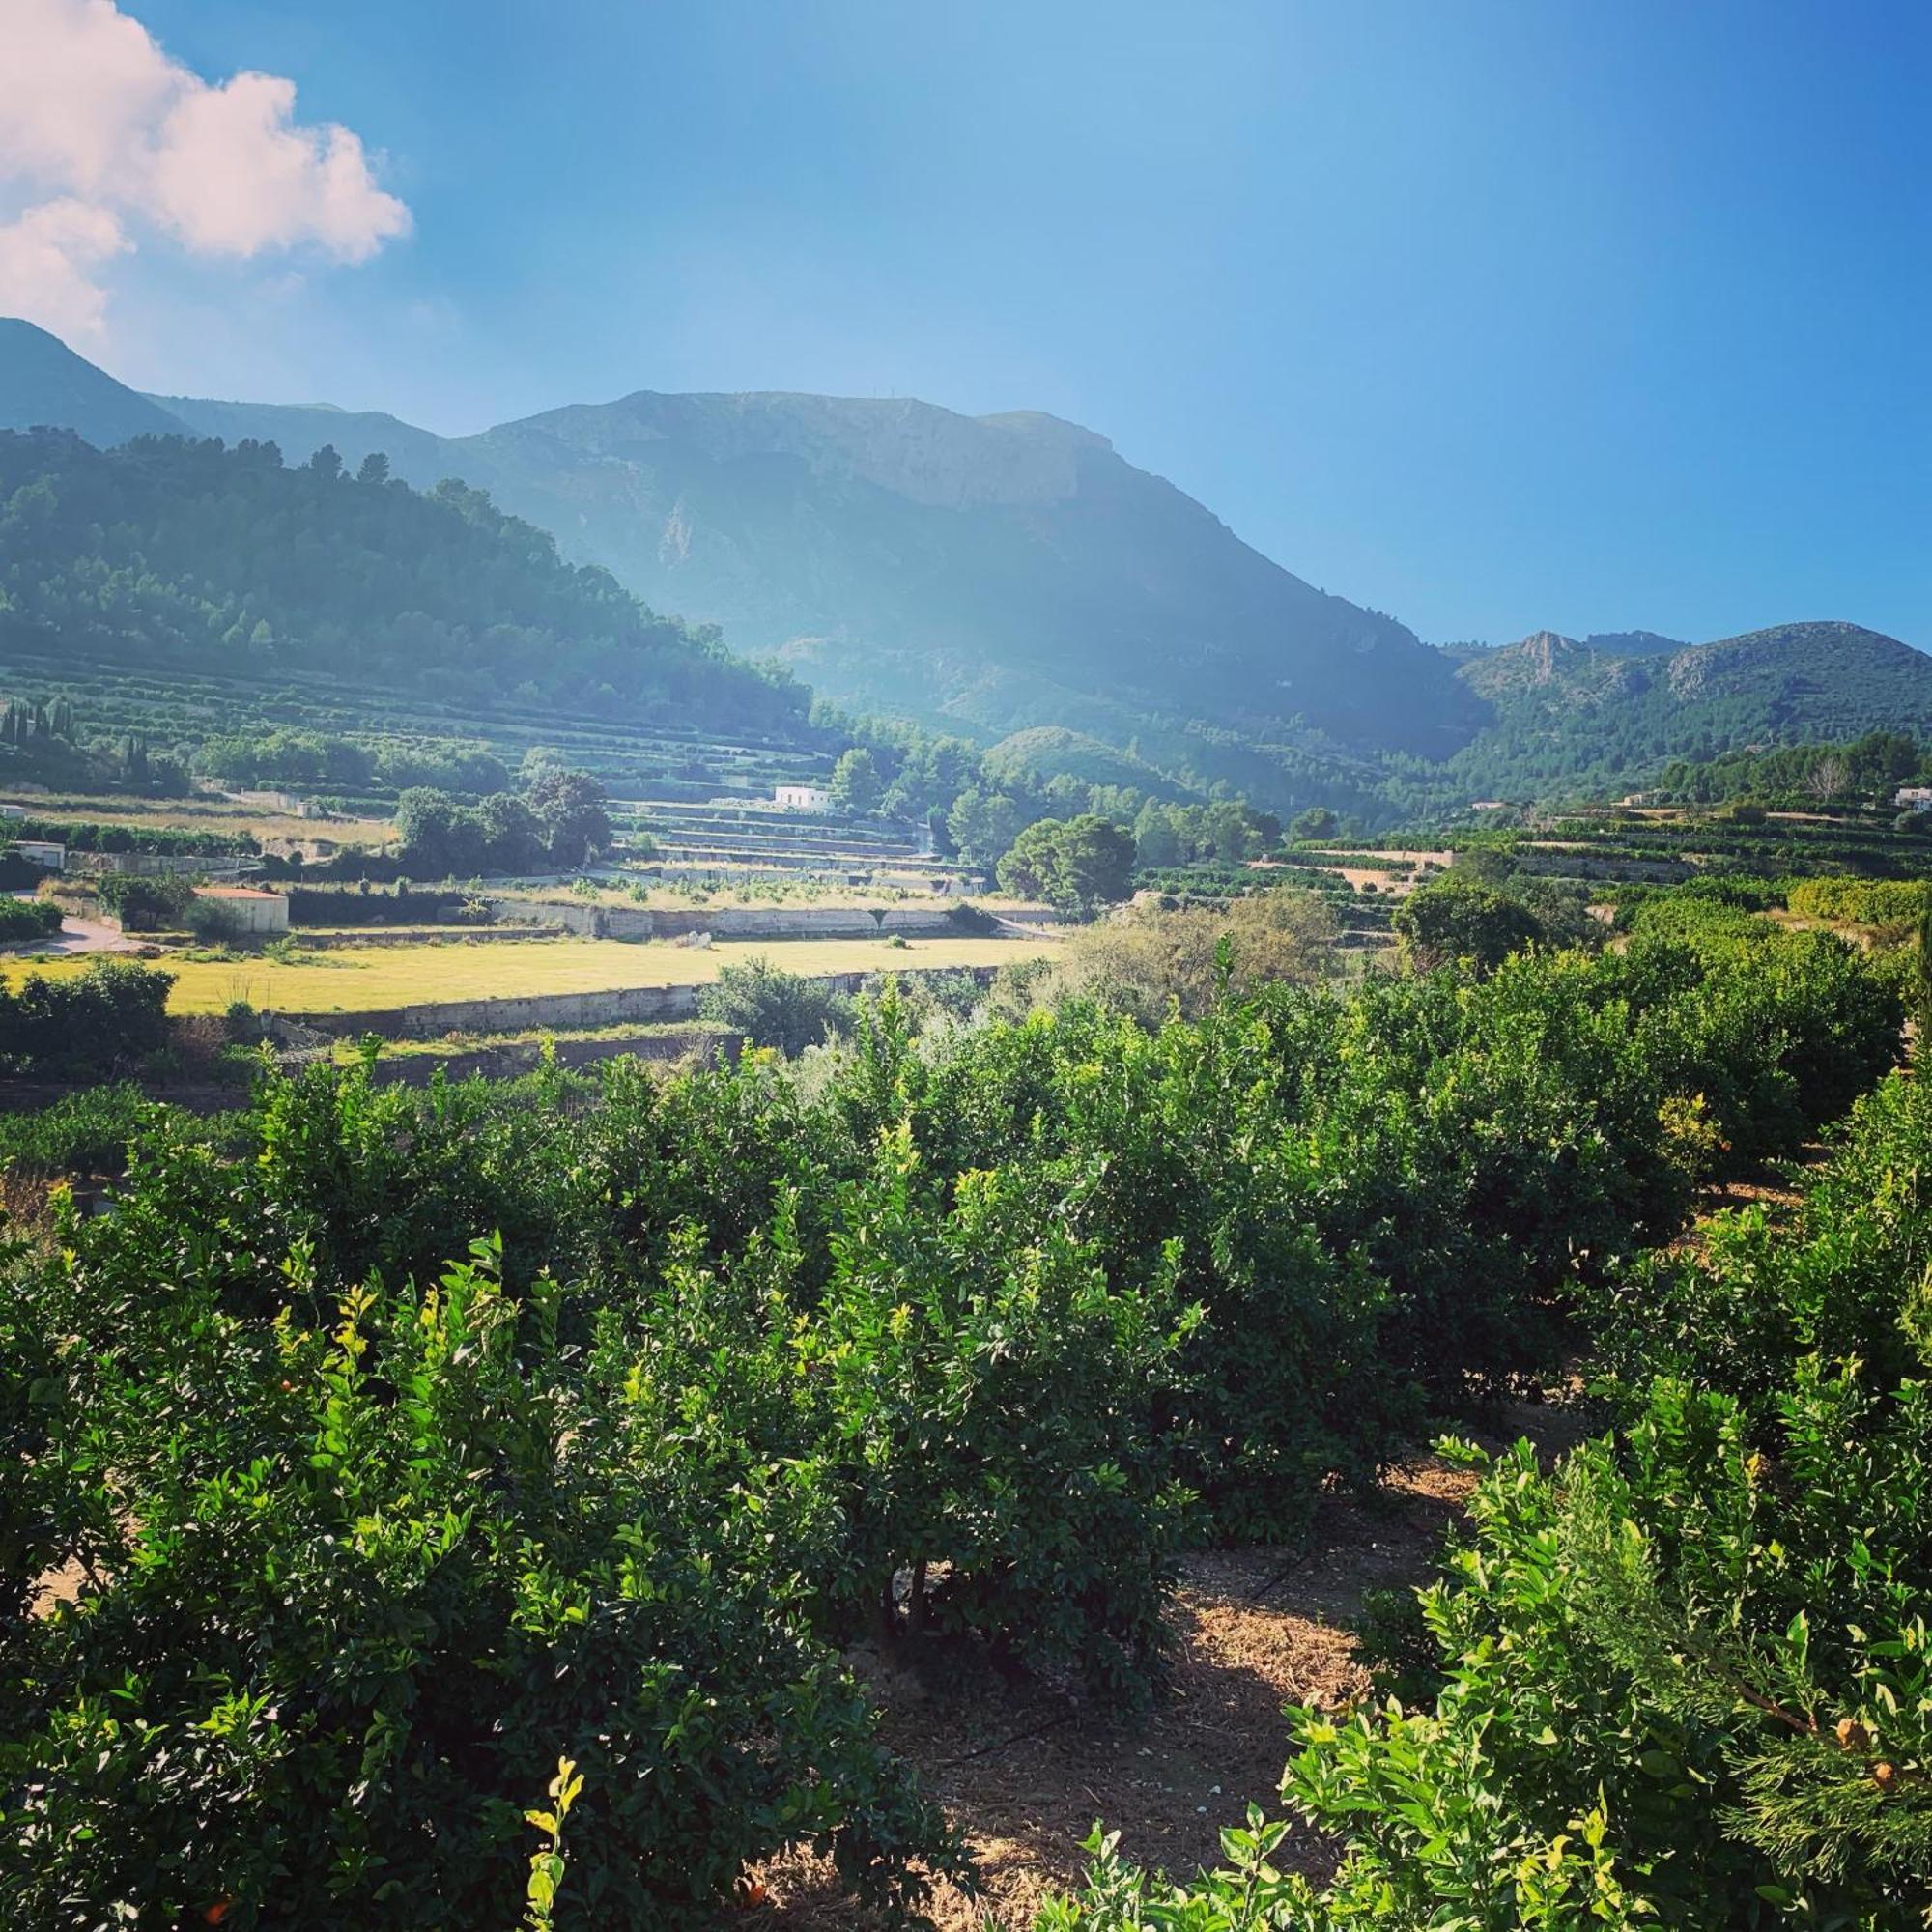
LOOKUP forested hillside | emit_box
[0,429,811,735]
[1388,622,1932,810]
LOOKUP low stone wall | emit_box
[650,905,991,939]
[299,924,566,950]
[482,898,1061,941]
[71,852,257,880]
[481,898,650,938]
[284,963,1002,1041]
[294,981,706,1038]
[1515,848,1694,883]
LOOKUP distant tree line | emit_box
[1649,729,1927,808]
[0,693,187,797]
[392,760,612,875]
[195,727,514,797]
[10,818,251,857]
[803,705,1289,903]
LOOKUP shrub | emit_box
[183,893,244,944]
[1046,889,1338,1024]
[0,895,62,944]
[96,871,194,931]
[1392,877,1543,972]
[1787,875,1928,931]
[0,957,174,1078]
[697,956,854,1056]
[0,1083,179,1175]
[945,899,1001,935]
[3,1238,957,1927]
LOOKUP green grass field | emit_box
[2,933,1058,1016]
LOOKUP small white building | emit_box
[193,885,290,934]
[13,839,64,871]
[774,784,833,811]
[1894,786,1932,811]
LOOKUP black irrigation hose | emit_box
[933,1705,1076,1769]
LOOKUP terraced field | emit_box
[0,648,836,803]
[0,788,393,851]
[1518,804,1928,880]
[617,797,975,885]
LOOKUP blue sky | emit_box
[10,0,1929,648]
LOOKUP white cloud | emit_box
[0,196,128,341]
[0,0,410,339]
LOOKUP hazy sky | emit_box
[2,0,1926,648]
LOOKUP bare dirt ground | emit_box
[1247,851,1448,902]
[755,1396,1597,1929]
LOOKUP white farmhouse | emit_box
[774,784,833,811]
[193,885,291,934]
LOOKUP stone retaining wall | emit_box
[1515,849,1694,883]
[481,898,1062,941]
[285,963,1002,1041]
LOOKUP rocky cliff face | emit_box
[1457,631,1652,709]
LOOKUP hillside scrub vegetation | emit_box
[1028,888,1339,1023]
[0,893,1910,1926]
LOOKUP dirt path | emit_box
[3,896,143,957]
[758,1397,1596,1928]
[46,914,143,955]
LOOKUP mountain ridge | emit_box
[0,318,189,448]
[14,324,1472,762]
[1,320,1921,816]
[1391,619,1932,810]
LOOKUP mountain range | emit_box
[0,316,1924,814]
[0,319,1470,768]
